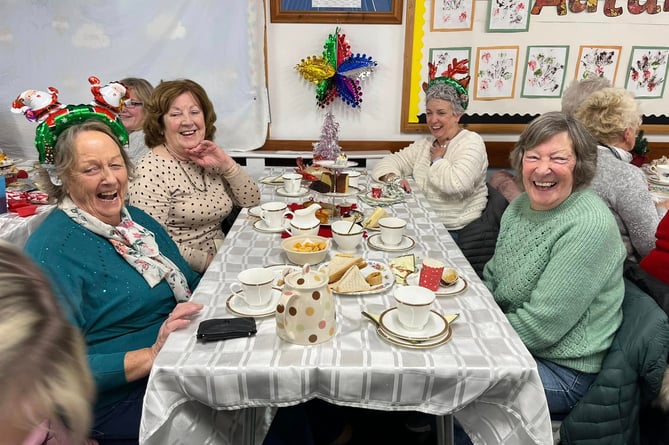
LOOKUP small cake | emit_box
[441,268,459,285]
[365,271,383,286]
[334,153,349,167]
[320,172,349,193]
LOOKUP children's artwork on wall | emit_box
[431,0,475,31]
[474,46,519,100]
[486,0,530,32]
[625,47,669,99]
[521,46,568,98]
[574,46,621,83]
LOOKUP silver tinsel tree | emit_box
[312,111,342,161]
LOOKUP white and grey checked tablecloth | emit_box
[140,168,553,445]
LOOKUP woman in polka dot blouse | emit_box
[128,79,260,272]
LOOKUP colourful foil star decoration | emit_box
[295,27,377,108]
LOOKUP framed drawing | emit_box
[521,45,569,98]
[486,0,530,33]
[574,46,621,83]
[431,0,475,31]
[474,46,519,100]
[269,0,403,24]
[625,46,669,99]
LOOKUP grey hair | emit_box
[510,111,598,192]
[425,82,465,115]
[39,119,133,204]
[561,77,612,117]
[0,240,94,442]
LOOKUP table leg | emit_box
[436,414,454,445]
[243,407,257,445]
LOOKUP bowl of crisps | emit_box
[281,235,331,265]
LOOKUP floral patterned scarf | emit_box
[60,197,191,302]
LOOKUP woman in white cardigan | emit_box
[372,79,488,232]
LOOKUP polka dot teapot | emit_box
[276,264,336,345]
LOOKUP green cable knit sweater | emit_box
[483,189,626,373]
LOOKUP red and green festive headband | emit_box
[422,59,470,110]
[10,76,130,164]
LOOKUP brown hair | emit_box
[143,79,217,148]
[119,77,154,104]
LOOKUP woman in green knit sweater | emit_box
[483,112,626,416]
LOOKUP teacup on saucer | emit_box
[227,287,282,318]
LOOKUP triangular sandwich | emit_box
[332,265,371,293]
[327,254,364,284]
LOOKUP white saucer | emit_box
[379,307,449,341]
[406,272,468,297]
[377,325,452,349]
[276,186,309,197]
[226,287,281,318]
[317,159,358,169]
[248,206,262,218]
[367,233,415,252]
[253,219,286,233]
[648,174,669,186]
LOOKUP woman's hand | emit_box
[150,301,204,361]
[184,140,236,170]
[398,178,412,193]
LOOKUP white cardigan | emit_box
[372,130,488,230]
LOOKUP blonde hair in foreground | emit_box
[0,241,94,442]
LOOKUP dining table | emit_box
[0,204,54,247]
[139,167,553,445]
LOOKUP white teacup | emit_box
[650,164,669,177]
[230,267,276,307]
[285,221,320,237]
[331,220,363,253]
[394,285,435,331]
[282,173,303,194]
[343,170,361,188]
[378,217,407,246]
[260,201,288,229]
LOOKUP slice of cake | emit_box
[389,254,416,285]
[362,207,389,229]
[334,153,349,167]
[320,171,349,193]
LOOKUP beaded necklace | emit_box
[163,143,207,192]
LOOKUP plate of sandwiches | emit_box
[326,254,394,295]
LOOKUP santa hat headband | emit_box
[11,76,130,165]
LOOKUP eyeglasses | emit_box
[124,99,143,108]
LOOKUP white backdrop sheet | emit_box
[0,0,268,161]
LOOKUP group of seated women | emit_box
[4,70,667,445]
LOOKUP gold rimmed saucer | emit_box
[376,325,452,349]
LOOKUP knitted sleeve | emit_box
[428,131,488,199]
[372,138,430,181]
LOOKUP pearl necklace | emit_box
[163,143,207,192]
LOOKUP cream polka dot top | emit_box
[128,150,261,273]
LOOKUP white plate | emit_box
[364,191,404,204]
[329,260,395,296]
[253,219,286,233]
[317,159,358,169]
[648,174,669,186]
[379,308,449,341]
[276,186,310,197]
[367,233,416,252]
[319,185,363,198]
[406,272,468,297]
[226,287,281,318]
[377,325,452,349]
[248,206,262,218]
[264,264,301,288]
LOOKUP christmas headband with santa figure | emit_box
[11,76,130,165]
[422,58,470,111]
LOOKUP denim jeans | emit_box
[92,380,147,445]
[535,358,597,416]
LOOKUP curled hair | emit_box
[560,77,612,117]
[119,77,154,104]
[0,241,94,442]
[425,82,466,115]
[39,119,133,204]
[143,79,217,148]
[574,87,641,145]
[510,111,598,192]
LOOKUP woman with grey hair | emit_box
[372,74,488,232]
[575,87,666,261]
[483,111,626,416]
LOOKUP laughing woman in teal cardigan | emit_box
[24,118,202,445]
[483,112,626,417]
